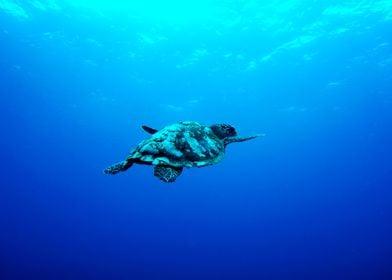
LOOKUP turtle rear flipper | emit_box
[142,125,158,134]
[154,166,183,183]
[104,160,134,175]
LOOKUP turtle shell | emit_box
[129,121,225,168]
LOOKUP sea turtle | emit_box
[104,121,260,183]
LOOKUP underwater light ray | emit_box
[65,0,219,23]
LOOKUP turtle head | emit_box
[210,124,237,139]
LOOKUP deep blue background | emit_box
[1,1,392,279]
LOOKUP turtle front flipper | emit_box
[104,160,134,175]
[224,134,264,146]
[154,165,183,183]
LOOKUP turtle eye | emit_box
[225,126,235,135]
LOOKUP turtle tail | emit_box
[104,160,134,175]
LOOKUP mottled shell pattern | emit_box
[129,121,225,168]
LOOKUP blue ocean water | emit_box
[1,1,392,279]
